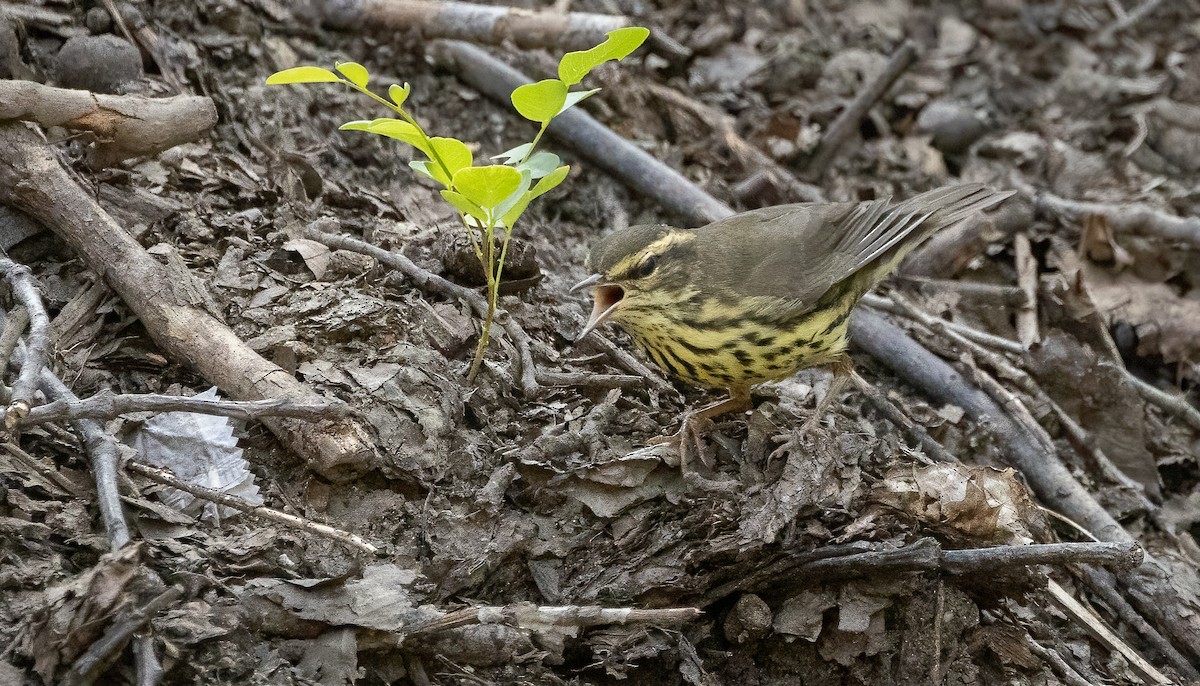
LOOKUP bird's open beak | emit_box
[571,273,624,341]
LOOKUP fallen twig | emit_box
[0,81,216,168]
[1023,634,1094,686]
[0,255,51,416]
[1077,566,1199,680]
[803,40,919,180]
[895,275,1030,307]
[410,603,701,635]
[1096,0,1164,43]
[848,371,961,465]
[36,369,131,551]
[863,292,1027,354]
[0,122,378,482]
[800,539,1141,579]
[14,390,352,428]
[427,40,734,226]
[304,219,539,396]
[68,585,185,684]
[1128,374,1200,432]
[536,370,644,389]
[882,292,1153,500]
[1030,186,1200,247]
[1046,579,1172,685]
[706,538,1141,603]
[125,460,380,555]
[324,0,690,60]
[1013,233,1040,347]
[644,82,824,204]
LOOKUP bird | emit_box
[571,183,1014,474]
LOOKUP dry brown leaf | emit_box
[1083,260,1200,365]
[20,544,142,683]
[875,464,1037,545]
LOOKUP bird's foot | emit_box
[651,413,740,493]
[769,412,832,462]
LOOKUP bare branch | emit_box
[125,460,380,555]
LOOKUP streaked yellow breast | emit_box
[614,290,855,390]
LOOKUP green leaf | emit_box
[560,88,600,115]
[530,165,570,199]
[389,83,411,107]
[453,165,524,210]
[494,170,533,219]
[428,137,473,180]
[440,190,489,223]
[519,151,561,178]
[335,61,369,87]
[338,120,373,131]
[265,66,341,85]
[410,160,437,183]
[492,143,533,165]
[499,192,532,228]
[358,118,429,154]
[511,79,568,124]
[557,27,651,85]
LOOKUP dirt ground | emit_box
[1,0,1200,684]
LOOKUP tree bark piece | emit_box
[0,122,378,482]
[0,81,216,168]
[325,0,690,60]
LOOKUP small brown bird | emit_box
[572,183,1013,465]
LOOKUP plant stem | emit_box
[348,82,456,185]
[467,217,499,380]
[517,124,549,166]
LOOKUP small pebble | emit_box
[916,100,989,154]
[55,34,143,93]
[85,7,113,34]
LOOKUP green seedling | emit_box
[267,27,650,380]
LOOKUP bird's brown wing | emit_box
[702,184,1006,309]
[698,200,888,308]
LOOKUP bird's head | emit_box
[571,224,697,340]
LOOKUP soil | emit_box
[1,0,1199,685]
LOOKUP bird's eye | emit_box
[634,255,658,279]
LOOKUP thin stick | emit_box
[1097,0,1164,43]
[69,586,184,683]
[863,292,1026,354]
[411,604,702,635]
[304,220,539,396]
[1031,186,1200,246]
[803,41,919,180]
[0,256,52,412]
[1127,373,1200,432]
[16,390,352,428]
[848,370,961,464]
[126,460,379,555]
[1046,579,1172,685]
[37,369,131,551]
[1077,566,1199,680]
[1013,233,1040,347]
